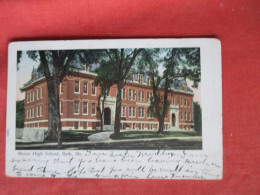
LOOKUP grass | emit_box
[16,130,107,145]
[110,130,196,140]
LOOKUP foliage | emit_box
[193,102,202,136]
[16,100,24,128]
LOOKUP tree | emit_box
[94,64,114,132]
[193,102,202,135]
[96,49,143,136]
[18,50,100,148]
[16,100,24,128]
[141,48,200,134]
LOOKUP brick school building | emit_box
[22,66,194,131]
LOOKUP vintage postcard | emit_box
[6,38,222,179]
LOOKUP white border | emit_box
[6,38,222,179]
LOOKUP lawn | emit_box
[16,130,106,145]
[110,131,196,140]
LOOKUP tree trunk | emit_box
[114,80,123,136]
[45,78,62,149]
[158,117,165,134]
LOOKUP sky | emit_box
[16,51,201,105]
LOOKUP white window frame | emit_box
[36,88,39,100]
[82,102,88,115]
[74,101,79,115]
[121,88,126,99]
[26,109,29,119]
[60,101,63,115]
[74,80,80,94]
[60,83,63,94]
[83,81,88,94]
[91,103,96,115]
[138,107,144,118]
[36,106,38,117]
[91,83,96,96]
[121,105,126,117]
[40,87,43,99]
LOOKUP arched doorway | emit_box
[104,107,111,125]
[171,113,176,127]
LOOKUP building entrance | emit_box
[172,113,176,127]
[104,107,111,125]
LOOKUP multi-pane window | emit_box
[29,108,32,118]
[30,92,32,102]
[32,91,35,102]
[171,96,175,104]
[128,106,136,117]
[74,121,79,129]
[128,89,136,100]
[40,105,43,116]
[91,83,96,95]
[32,107,34,118]
[37,88,39,100]
[26,109,29,119]
[60,83,63,94]
[184,98,186,107]
[180,112,183,120]
[188,112,191,121]
[74,81,80,93]
[36,106,38,117]
[138,91,144,102]
[188,99,190,107]
[83,82,88,94]
[121,88,126,99]
[147,92,152,102]
[180,97,183,106]
[184,112,187,120]
[74,101,79,114]
[138,75,143,84]
[91,103,96,115]
[121,106,126,117]
[147,109,154,118]
[27,93,29,103]
[138,107,144,118]
[83,122,88,129]
[82,102,88,114]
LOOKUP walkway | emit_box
[88,131,113,142]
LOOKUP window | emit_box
[188,112,191,121]
[133,123,135,130]
[121,106,126,117]
[40,105,43,116]
[188,99,190,107]
[74,101,79,114]
[36,106,38,117]
[82,102,88,115]
[184,112,187,120]
[83,122,88,129]
[147,92,152,102]
[74,121,79,130]
[128,106,136,117]
[128,89,136,100]
[60,83,63,94]
[180,112,183,120]
[33,91,35,102]
[40,87,43,98]
[121,88,126,99]
[27,93,29,103]
[180,97,183,106]
[30,92,32,102]
[184,98,186,107]
[91,83,96,95]
[147,109,154,118]
[74,81,80,93]
[60,101,63,114]
[138,107,144,118]
[171,96,175,105]
[91,103,96,115]
[36,88,39,100]
[29,108,32,118]
[83,82,88,94]
[138,91,144,102]
[106,87,110,96]
[26,109,29,119]
[138,75,143,84]
[32,107,34,118]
